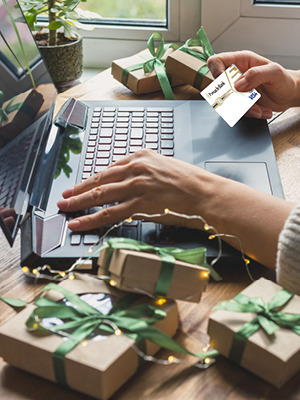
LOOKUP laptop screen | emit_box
[0,0,56,245]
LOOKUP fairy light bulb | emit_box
[208,235,215,240]
[204,223,210,231]
[168,356,178,363]
[156,298,167,306]
[164,208,169,214]
[33,323,39,329]
[88,247,93,253]
[126,218,132,223]
[82,340,88,347]
[202,271,209,278]
[115,329,122,336]
[110,280,117,287]
[68,274,75,280]
[245,259,250,265]
[22,266,29,273]
[204,358,211,364]
[32,269,38,275]
[59,271,66,277]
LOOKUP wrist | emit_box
[288,69,300,108]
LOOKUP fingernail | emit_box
[262,110,273,120]
[68,219,81,230]
[235,77,249,91]
[62,187,74,198]
[57,199,70,210]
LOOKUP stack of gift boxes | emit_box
[111,28,215,99]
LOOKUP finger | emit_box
[58,180,131,212]
[235,63,283,92]
[244,104,273,119]
[61,163,130,199]
[68,200,137,231]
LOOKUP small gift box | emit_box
[208,278,300,388]
[165,27,214,91]
[97,238,213,303]
[0,274,179,400]
[111,32,184,99]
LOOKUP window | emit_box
[80,0,201,68]
[202,0,300,69]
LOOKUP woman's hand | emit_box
[57,149,220,231]
[207,51,300,119]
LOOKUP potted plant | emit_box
[19,0,101,91]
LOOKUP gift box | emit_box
[97,238,211,303]
[111,32,184,98]
[0,274,179,400]
[165,27,214,91]
[208,277,300,388]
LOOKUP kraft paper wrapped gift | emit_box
[165,27,214,91]
[208,278,300,388]
[97,238,211,303]
[111,33,184,97]
[0,274,179,400]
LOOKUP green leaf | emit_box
[48,20,63,30]
[1,297,28,308]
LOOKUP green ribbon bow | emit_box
[13,283,218,386]
[0,91,23,126]
[121,32,180,100]
[214,288,300,364]
[103,237,221,298]
[179,27,214,90]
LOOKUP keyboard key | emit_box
[122,227,138,240]
[117,122,129,128]
[131,123,144,128]
[147,107,173,112]
[84,159,93,166]
[146,134,158,143]
[102,117,114,123]
[87,146,95,153]
[90,128,98,134]
[96,159,109,166]
[91,123,99,128]
[88,140,96,146]
[129,146,142,153]
[115,134,127,141]
[130,139,142,146]
[113,148,126,155]
[161,112,173,117]
[70,234,81,245]
[83,234,100,245]
[132,112,144,117]
[130,128,143,139]
[103,112,115,117]
[96,151,110,158]
[82,173,91,180]
[146,117,158,123]
[97,144,111,151]
[119,107,144,112]
[146,143,158,150]
[116,128,128,134]
[113,155,125,162]
[114,141,127,148]
[118,112,129,117]
[161,140,174,149]
[85,153,94,159]
[117,117,129,123]
[161,118,173,123]
[94,166,107,173]
[161,149,174,156]
[147,112,158,117]
[161,134,174,140]
[101,122,114,128]
[146,123,158,128]
[99,137,112,144]
[89,135,97,141]
[100,128,113,137]
[132,117,144,123]
[161,123,173,128]
[83,166,92,172]
[94,107,102,112]
[104,107,116,112]
[146,128,158,134]
[141,222,157,244]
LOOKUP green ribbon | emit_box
[179,27,214,90]
[0,91,23,126]
[121,32,180,100]
[20,283,218,386]
[103,237,221,298]
[213,288,300,364]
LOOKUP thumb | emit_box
[235,63,279,92]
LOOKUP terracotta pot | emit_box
[36,33,83,93]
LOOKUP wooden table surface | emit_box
[1,69,300,400]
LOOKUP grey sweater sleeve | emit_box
[276,203,300,295]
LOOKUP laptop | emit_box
[0,0,284,272]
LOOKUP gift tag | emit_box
[200,64,261,127]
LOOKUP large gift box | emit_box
[165,27,214,91]
[208,277,300,388]
[0,274,179,400]
[97,238,211,303]
[111,32,183,98]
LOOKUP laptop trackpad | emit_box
[204,161,272,195]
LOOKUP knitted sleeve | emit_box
[276,202,300,295]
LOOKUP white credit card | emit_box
[200,64,261,127]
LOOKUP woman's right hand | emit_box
[207,51,300,119]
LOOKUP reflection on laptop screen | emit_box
[0,0,56,244]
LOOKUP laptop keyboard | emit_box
[81,106,174,180]
[69,106,176,247]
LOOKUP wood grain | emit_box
[0,70,300,400]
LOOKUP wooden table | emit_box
[1,69,300,400]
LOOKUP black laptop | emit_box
[0,0,284,272]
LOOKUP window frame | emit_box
[81,0,201,68]
[201,0,300,70]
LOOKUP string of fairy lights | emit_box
[21,208,252,369]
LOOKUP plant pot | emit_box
[36,33,83,93]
